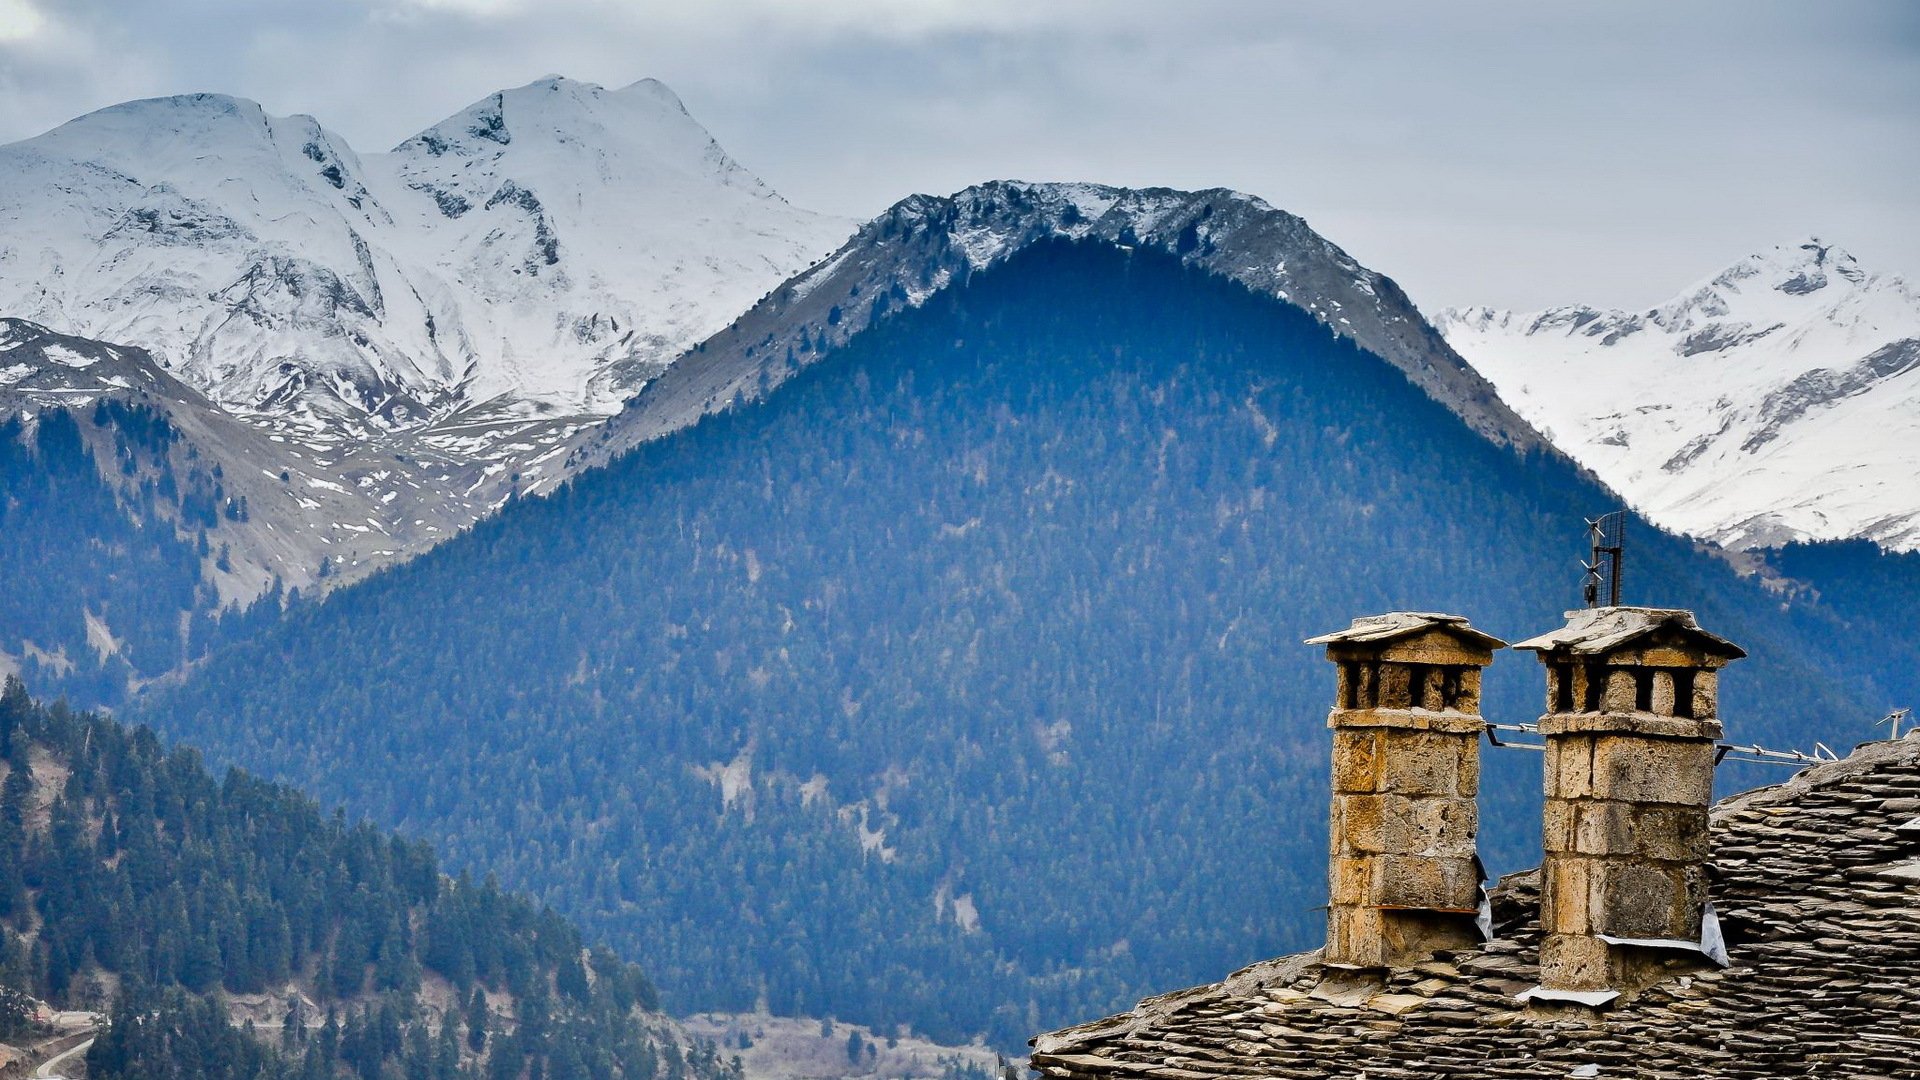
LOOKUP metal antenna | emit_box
[1878,708,1912,740]
[1584,511,1626,608]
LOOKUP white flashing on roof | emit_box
[1515,986,1618,1007]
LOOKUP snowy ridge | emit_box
[558,180,1544,480]
[0,76,851,592]
[1438,240,1920,551]
[0,318,511,603]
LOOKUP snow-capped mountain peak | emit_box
[1437,239,1920,551]
[393,75,776,199]
[0,74,852,417]
[0,76,852,592]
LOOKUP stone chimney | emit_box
[1513,607,1745,998]
[1306,612,1505,970]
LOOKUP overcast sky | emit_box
[2,0,1915,312]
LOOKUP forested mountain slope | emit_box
[1765,540,1920,711]
[0,677,735,1079]
[0,325,294,702]
[136,240,1891,1049]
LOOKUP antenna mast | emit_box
[1583,511,1626,608]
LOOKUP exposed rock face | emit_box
[1031,731,1920,1078]
[557,181,1546,485]
[0,318,521,599]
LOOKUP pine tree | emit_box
[466,987,489,1053]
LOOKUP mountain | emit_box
[1436,239,1920,551]
[0,77,849,700]
[0,677,740,1080]
[0,75,850,592]
[132,211,1896,1051]
[555,180,1541,483]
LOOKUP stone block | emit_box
[1540,711,1723,739]
[1331,730,1383,793]
[1542,799,1576,854]
[1539,932,1612,992]
[1651,670,1676,716]
[1569,664,1593,712]
[1379,730,1462,797]
[1692,670,1718,722]
[1375,629,1494,667]
[1374,853,1478,911]
[1417,796,1479,857]
[1573,801,1637,857]
[1335,795,1385,854]
[1596,863,1689,940]
[1376,664,1412,709]
[1328,855,1374,909]
[1543,738,1595,800]
[1602,668,1638,713]
[1630,805,1710,862]
[1326,905,1388,969]
[1541,856,1593,936]
[1454,667,1482,713]
[1543,666,1567,715]
[1457,741,1480,797]
[1625,645,1702,668]
[1589,735,1716,805]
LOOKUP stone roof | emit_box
[1512,607,1746,661]
[1305,612,1508,653]
[1031,735,1920,1079]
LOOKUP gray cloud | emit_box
[1,0,1916,310]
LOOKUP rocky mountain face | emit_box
[560,180,1543,482]
[1437,240,1920,551]
[0,76,851,594]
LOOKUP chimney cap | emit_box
[1305,611,1507,652]
[1512,606,1746,661]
